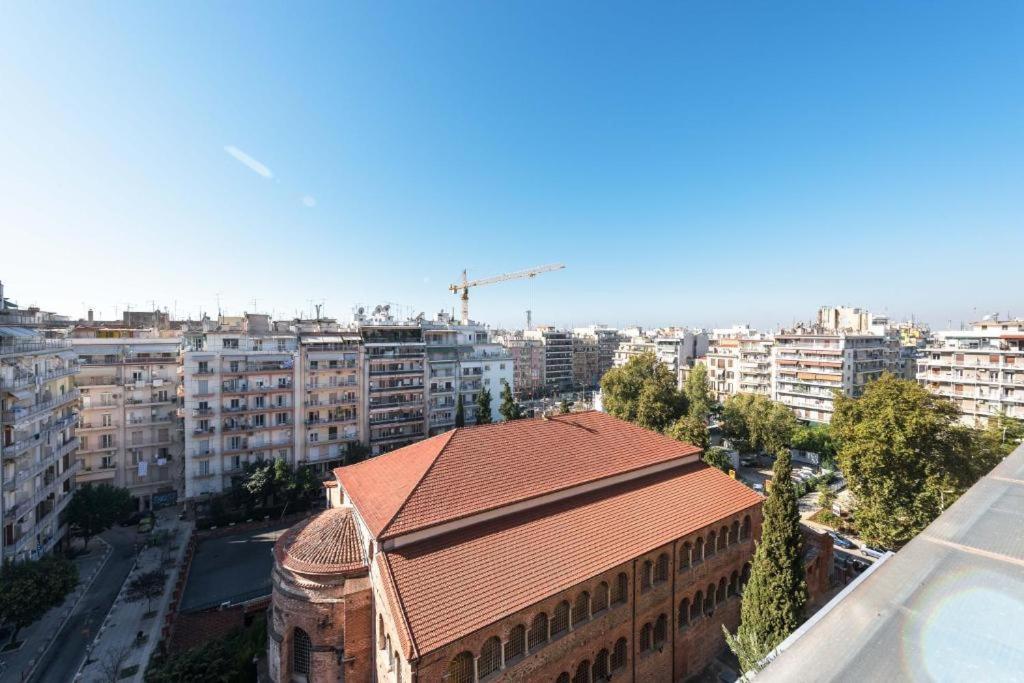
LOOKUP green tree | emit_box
[0,555,78,644]
[832,374,1002,548]
[559,399,573,415]
[721,394,797,457]
[345,442,370,465]
[791,423,837,469]
[499,380,522,421]
[816,480,836,511]
[683,363,715,420]
[475,388,493,425]
[455,394,465,428]
[725,451,806,673]
[600,352,686,432]
[668,413,710,450]
[126,569,167,613]
[978,413,1024,457]
[702,446,733,474]
[66,483,133,549]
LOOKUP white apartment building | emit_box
[614,330,709,375]
[73,337,183,511]
[1,297,80,561]
[524,327,573,391]
[917,319,1024,426]
[700,326,773,402]
[298,325,361,475]
[771,328,887,423]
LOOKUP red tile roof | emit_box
[336,411,703,540]
[274,507,367,577]
[381,462,761,656]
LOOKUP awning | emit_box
[4,387,34,401]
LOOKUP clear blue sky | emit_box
[2,2,1021,330]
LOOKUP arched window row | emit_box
[549,636,629,683]
[677,563,753,629]
[448,574,632,681]
[639,614,668,656]
[678,514,755,571]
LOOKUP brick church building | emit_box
[267,411,826,682]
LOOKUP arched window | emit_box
[704,584,716,615]
[293,627,311,677]
[593,581,609,613]
[680,542,692,571]
[556,674,570,683]
[377,616,386,650]
[593,649,610,682]
[572,591,590,626]
[691,591,703,621]
[729,570,739,597]
[611,637,628,671]
[742,515,752,540]
[706,531,717,557]
[694,537,704,564]
[654,553,669,583]
[641,560,653,591]
[527,613,548,651]
[741,562,752,592]
[447,651,474,683]
[679,598,690,628]
[552,601,570,637]
[654,614,668,647]
[573,659,591,683]
[479,636,502,679]
[395,653,402,683]
[720,525,729,550]
[386,636,392,664]
[718,577,727,605]
[640,622,653,651]
[504,625,525,663]
[731,520,740,545]
[612,572,628,604]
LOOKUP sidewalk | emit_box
[75,509,193,683]
[0,536,111,681]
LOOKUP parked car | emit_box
[753,483,764,493]
[828,531,855,549]
[120,511,145,527]
[862,545,887,559]
[739,455,757,467]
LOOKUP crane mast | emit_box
[449,264,565,325]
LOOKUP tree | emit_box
[816,480,836,511]
[0,555,78,644]
[791,423,837,469]
[978,413,1024,458]
[475,388,493,425]
[720,394,797,457]
[702,446,733,474]
[721,394,757,454]
[455,394,465,428]
[683,363,715,420]
[831,374,1002,548]
[725,451,806,674]
[600,352,686,433]
[559,399,573,415]
[66,483,133,549]
[99,644,133,683]
[126,569,167,614]
[345,442,370,465]
[499,380,522,421]
[668,413,710,450]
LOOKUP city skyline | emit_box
[3,2,1022,330]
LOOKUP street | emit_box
[28,525,139,683]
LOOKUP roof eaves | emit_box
[377,552,419,661]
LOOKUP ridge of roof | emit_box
[378,429,460,538]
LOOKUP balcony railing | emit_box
[0,364,79,389]
[2,389,80,424]
[0,338,71,357]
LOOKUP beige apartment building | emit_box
[1,295,80,561]
[73,337,184,511]
[917,319,1024,426]
[700,326,773,402]
[298,325,362,475]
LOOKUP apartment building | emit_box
[181,316,300,500]
[771,328,887,423]
[0,293,79,561]
[525,327,574,391]
[917,319,1024,426]
[499,333,545,399]
[360,320,426,456]
[571,333,600,388]
[700,326,773,402]
[73,337,183,511]
[572,326,622,388]
[614,330,709,375]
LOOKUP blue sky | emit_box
[1,2,1021,330]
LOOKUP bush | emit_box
[146,614,265,683]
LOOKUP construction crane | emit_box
[449,264,565,325]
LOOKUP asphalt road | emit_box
[29,525,139,683]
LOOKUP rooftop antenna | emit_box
[315,303,323,320]
[215,292,222,318]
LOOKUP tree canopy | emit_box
[726,451,806,673]
[702,445,732,474]
[66,483,133,549]
[600,351,686,432]
[831,374,1004,549]
[683,363,715,420]
[0,554,78,642]
[668,413,710,450]
[790,423,837,468]
[499,380,522,421]
[721,394,797,457]
[475,388,493,425]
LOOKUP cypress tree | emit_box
[499,380,522,421]
[455,394,465,428]
[475,388,493,425]
[725,450,807,674]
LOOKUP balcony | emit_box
[2,389,81,425]
[305,414,357,427]
[0,337,71,357]
[369,413,424,426]
[306,380,357,390]
[3,438,78,491]
[3,416,78,457]
[304,396,358,408]
[369,383,423,393]
[193,426,216,435]
[222,382,293,395]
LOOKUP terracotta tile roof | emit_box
[336,411,703,540]
[274,507,367,577]
[382,462,762,656]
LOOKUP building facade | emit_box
[298,325,362,475]
[700,326,773,403]
[268,412,774,683]
[361,321,427,456]
[525,328,574,392]
[917,319,1024,426]
[500,335,545,399]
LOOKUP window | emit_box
[694,537,704,563]
[527,613,548,651]
[731,520,740,545]
[446,652,474,683]
[720,525,729,549]
[572,591,590,626]
[718,577,727,604]
[641,560,653,591]
[593,581,609,613]
[293,627,311,676]
[478,636,501,678]
[593,649,610,681]
[611,638,627,671]
[704,584,716,615]
[504,625,525,663]
[706,531,717,557]
[551,601,570,637]
[556,674,570,683]
[378,616,385,648]
[640,623,653,651]
[680,542,692,571]
[223,339,239,349]
[679,598,690,628]
[729,570,739,597]
[741,563,751,591]
[655,553,669,583]
[198,460,210,476]
[691,591,702,621]
[654,614,667,647]
[612,573,628,604]
[742,515,752,540]
[573,660,590,683]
